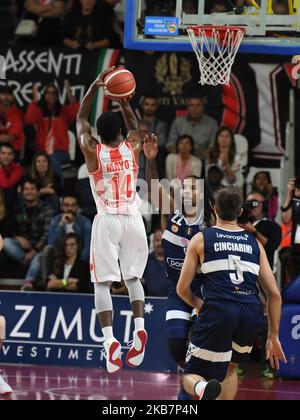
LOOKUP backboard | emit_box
[124,0,300,55]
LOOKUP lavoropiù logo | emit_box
[166,257,184,271]
[292,55,300,81]
[216,232,249,241]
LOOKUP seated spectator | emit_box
[24,81,79,178]
[142,230,168,297]
[206,165,225,200]
[140,94,168,178]
[30,152,61,213]
[166,95,218,158]
[166,135,202,183]
[63,0,120,50]
[0,143,23,209]
[41,193,91,283]
[0,87,25,157]
[281,177,300,281]
[22,0,64,47]
[252,171,278,220]
[207,127,243,188]
[75,163,97,221]
[46,233,90,293]
[2,178,53,290]
[239,190,282,269]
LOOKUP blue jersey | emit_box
[201,227,261,305]
[162,210,206,286]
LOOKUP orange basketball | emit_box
[103,68,136,101]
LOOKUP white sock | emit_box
[134,317,145,331]
[194,380,208,397]
[102,326,114,341]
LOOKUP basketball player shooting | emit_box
[76,68,149,374]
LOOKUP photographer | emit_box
[281,177,300,281]
[239,191,282,270]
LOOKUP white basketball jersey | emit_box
[89,141,141,215]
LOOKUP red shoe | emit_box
[126,329,148,368]
[103,338,122,373]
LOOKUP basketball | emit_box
[103,68,136,101]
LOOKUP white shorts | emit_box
[90,212,148,283]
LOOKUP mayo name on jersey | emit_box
[89,141,140,215]
[201,227,261,304]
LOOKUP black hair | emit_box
[215,187,243,221]
[62,193,78,203]
[252,171,272,188]
[0,85,14,95]
[143,93,158,101]
[20,177,39,191]
[0,142,15,153]
[96,111,122,144]
[176,134,195,154]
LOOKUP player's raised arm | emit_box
[177,233,204,311]
[257,242,287,370]
[144,134,175,215]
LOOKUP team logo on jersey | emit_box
[166,257,184,271]
[171,224,179,233]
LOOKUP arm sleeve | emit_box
[47,216,64,246]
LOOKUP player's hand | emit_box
[60,213,74,225]
[66,278,79,291]
[143,133,158,160]
[288,178,296,195]
[96,66,117,87]
[266,336,287,370]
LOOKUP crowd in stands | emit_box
[0,78,299,298]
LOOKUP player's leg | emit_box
[219,363,239,400]
[91,214,123,373]
[119,213,149,368]
[183,302,239,400]
[0,316,13,395]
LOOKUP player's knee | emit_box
[168,338,188,366]
[0,315,5,341]
[227,362,238,376]
[94,282,113,313]
[124,277,144,302]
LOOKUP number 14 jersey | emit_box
[201,227,261,305]
[89,141,140,215]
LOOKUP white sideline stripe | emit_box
[162,230,188,248]
[201,259,260,275]
[166,310,191,322]
[191,347,232,363]
[232,342,253,354]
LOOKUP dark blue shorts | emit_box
[166,278,203,339]
[184,300,264,382]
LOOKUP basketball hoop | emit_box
[187,26,245,86]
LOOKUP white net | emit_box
[187,26,245,86]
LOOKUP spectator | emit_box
[281,177,300,281]
[252,171,278,220]
[0,143,23,209]
[140,94,168,178]
[207,127,243,188]
[41,194,92,283]
[0,86,25,156]
[166,135,202,183]
[22,0,64,47]
[63,0,120,50]
[210,0,230,13]
[24,81,79,178]
[30,152,61,213]
[166,95,218,158]
[142,230,168,297]
[46,233,90,293]
[206,165,225,200]
[2,178,53,290]
[273,1,289,14]
[240,191,282,269]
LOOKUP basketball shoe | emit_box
[103,338,122,373]
[195,379,222,401]
[125,329,148,368]
[0,374,13,395]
